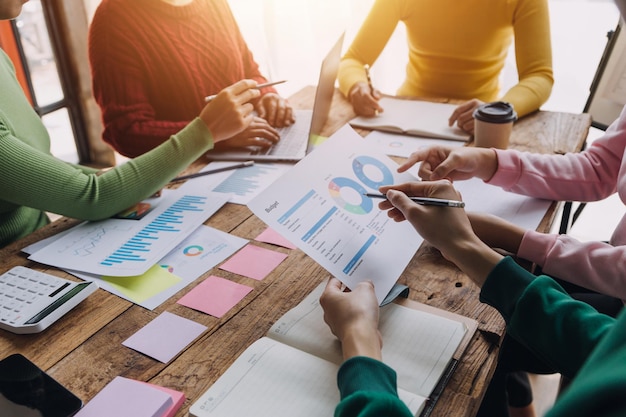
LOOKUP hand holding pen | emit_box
[347,64,383,117]
[377,180,502,284]
[364,193,465,208]
[374,181,466,224]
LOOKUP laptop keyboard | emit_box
[256,115,311,157]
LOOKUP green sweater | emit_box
[0,50,215,248]
[336,257,626,417]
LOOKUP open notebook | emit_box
[208,32,344,162]
[349,96,471,142]
[190,282,477,417]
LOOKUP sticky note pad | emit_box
[219,244,288,280]
[122,311,207,363]
[75,376,172,417]
[255,227,296,249]
[101,264,181,304]
[177,276,253,318]
[138,381,185,417]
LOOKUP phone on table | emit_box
[0,353,82,417]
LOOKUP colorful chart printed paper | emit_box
[29,187,230,276]
[248,125,423,303]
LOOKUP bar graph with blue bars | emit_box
[100,195,207,267]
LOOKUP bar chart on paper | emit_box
[29,189,230,277]
[100,195,208,267]
[211,163,292,204]
[249,125,423,304]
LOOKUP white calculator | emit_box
[0,266,98,334]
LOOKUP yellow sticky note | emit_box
[101,265,181,303]
[309,133,328,147]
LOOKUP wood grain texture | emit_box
[0,87,590,417]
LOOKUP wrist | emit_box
[340,323,382,361]
[348,82,366,99]
[479,149,499,181]
[444,236,504,288]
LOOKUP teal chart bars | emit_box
[213,164,282,197]
[100,195,208,267]
[249,125,423,304]
[29,186,230,277]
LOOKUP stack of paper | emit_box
[75,376,184,417]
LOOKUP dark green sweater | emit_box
[336,257,626,417]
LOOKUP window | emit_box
[1,0,113,167]
[11,0,80,163]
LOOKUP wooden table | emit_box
[0,87,591,417]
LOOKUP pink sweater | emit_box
[488,106,626,299]
[89,0,274,157]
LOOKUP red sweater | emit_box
[88,0,274,157]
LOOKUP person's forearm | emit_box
[469,213,525,254]
[340,325,383,361]
[445,237,504,288]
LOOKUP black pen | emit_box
[364,192,465,208]
[204,80,287,103]
[170,161,254,183]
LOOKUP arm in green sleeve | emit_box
[480,257,614,379]
[336,357,413,417]
[0,118,213,221]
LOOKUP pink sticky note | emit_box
[122,311,207,363]
[75,376,172,417]
[255,227,297,249]
[219,244,288,280]
[177,276,252,318]
[138,382,185,417]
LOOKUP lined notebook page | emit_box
[190,337,426,417]
[268,282,467,397]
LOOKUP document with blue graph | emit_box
[28,185,230,277]
[248,124,423,304]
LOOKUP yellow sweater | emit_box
[338,0,553,118]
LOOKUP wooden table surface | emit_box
[0,87,591,417]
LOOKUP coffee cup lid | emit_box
[473,101,517,123]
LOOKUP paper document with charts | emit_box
[248,124,423,304]
[349,96,471,142]
[28,185,230,277]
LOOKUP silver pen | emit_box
[204,80,287,103]
[364,193,465,208]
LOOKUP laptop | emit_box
[208,32,345,162]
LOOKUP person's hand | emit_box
[199,79,260,143]
[348,82,383,117]
[467,212,525,254]
[213,116,280,151]
[398,146,499,182]
[254,93,295,128]
[378,181,474,252]
[319,277,382,360]
[378,180,502,285]
[448,99,484,134]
